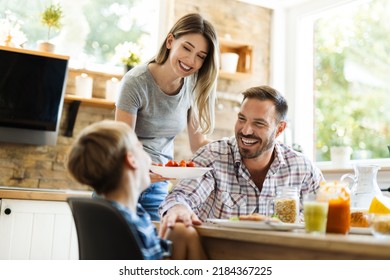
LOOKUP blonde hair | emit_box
[154,13,219,134]
[66,120,137,195]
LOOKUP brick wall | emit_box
[0,1,271,191]
[0,101,115,191]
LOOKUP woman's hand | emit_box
[149,170,172,183]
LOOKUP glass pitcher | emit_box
[340,164,381,209]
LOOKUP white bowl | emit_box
[368,214,390,239]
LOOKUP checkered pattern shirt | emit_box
[159,137,324,221]
[112,201,171,260]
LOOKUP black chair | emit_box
[67,197,144,260]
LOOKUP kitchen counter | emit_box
[0,186,92,202]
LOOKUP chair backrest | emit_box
[67,197,144,260]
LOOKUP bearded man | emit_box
[158,86,323,233]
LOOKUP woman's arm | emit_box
[116,107,170,183]
[187,110,212,153]
[115,108,137,129]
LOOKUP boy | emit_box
[67,120,206,260]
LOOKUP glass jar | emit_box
[269,187,299,223]
[318,181,351,234]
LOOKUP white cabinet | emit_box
[0,199,78,260]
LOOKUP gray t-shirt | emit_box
[116,64,192,164]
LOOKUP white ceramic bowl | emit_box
[368,214,390,239]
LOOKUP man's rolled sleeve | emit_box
[158,195,193,217]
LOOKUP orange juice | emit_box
[319,181,351,234]
[326,196,350,234]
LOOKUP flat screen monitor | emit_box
[0,46,69,146]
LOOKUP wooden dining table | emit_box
[198,223,390,260]
[156,221,390,260]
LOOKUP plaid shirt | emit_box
[159,137,324,221]
[112,201,171,260]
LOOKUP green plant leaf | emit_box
[40,4,63,40]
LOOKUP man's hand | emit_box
[159,204,202,237]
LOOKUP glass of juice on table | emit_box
[303,193,329,234]
[318,181,351,234]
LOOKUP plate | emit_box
[150,166,212,179]
[349,227,372,235]
[206,219,304,231]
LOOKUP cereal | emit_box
[275,198,298,223]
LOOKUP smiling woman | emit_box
[0,0,160,74]
[115,13,220,220]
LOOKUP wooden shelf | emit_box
[68,68,122,80]
[0,45,70,60]
[64,94,115,109]
[219,70,252,80]
[219,37,253,79]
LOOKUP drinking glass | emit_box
[303,193,329,234]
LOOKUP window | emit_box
[0,0,160,75]
[278,0,390,165]
[314,0,390,162]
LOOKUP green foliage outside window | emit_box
[314,0,390,161]
[0,0,149,65]
[81,0,145,63]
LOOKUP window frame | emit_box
[269,0,390,168]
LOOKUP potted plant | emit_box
[329,128,352,167]
[114,41,142,72]
[38,3,63,52]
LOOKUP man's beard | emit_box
[236,133,275,159]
